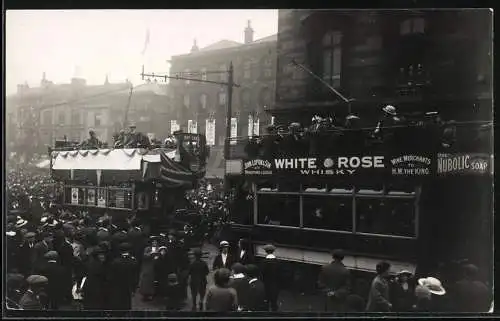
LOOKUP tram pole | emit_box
[224,62,234,195]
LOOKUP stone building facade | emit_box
[273,9,493,125]
[168,21,277,147]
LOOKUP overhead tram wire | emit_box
[36,82,152,110]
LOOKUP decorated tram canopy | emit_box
[230,152,494,178]
[50,147,206,187]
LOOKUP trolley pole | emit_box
[223,62,234,194]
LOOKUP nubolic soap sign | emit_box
[390,154,432,176]
[437,153,492,175]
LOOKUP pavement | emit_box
[131,242,325,312]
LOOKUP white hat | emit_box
[219,240,229,248]
[382,105,397,116]
[418,277,446,296]
[15,218,28,229]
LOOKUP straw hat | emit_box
[418,277,446,295]
[382,105,397,116]
[219,240,230,248]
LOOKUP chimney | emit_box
[190,39,199,53]
[244,20,254,44]
[104,74,110,85]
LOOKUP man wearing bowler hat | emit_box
[34,251,65,310]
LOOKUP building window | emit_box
[184,69,191,84]
[218,91,227,106]
[58,111,65,124]
[94,112,102,127]
[71,110,81,125]
[183,95,190,108]
[322,31,342,88]
[42,110,52,126]
[241,89,251,109]
[243,60,252,79]
[220,64,227,82]
[201,68,207,81]
[200,94,207,109]
[400,18,426,35]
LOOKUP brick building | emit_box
[168,21,277,147]
[6,74,170,155]
[273,9,492,125]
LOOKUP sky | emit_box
[5,9,278,95]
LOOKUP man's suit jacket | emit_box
[212,253,236,271]
[246,279,268,311]
[318,260,351,299]
[366,275,392,312]
[33,241,51,267]
[236,249,254,265]
[229,276,250,309]
[260,258,280,295]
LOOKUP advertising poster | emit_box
[97,189,107,207]
[170,120,180,134]
[230,117,237,145]
[87,188,96,205]
[71,188,79,205]
[188,120,198,134]
[437,153,492,175]
[206,119,216,146]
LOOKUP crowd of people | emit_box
[318,250,492,313]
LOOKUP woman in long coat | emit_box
[82,248,109,310]
[138,237,160,301]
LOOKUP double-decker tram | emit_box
[225,119,493,289]
[49,132,208,234]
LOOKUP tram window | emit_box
[303,195,353,231]
[355,198,416,237]
[279,182,301,193]
[302,183,328,192]
[108,190,117,208]
[257,194,300,227]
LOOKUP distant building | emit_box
[168,21,277,145]
[6,73,170,154]
[273,9,492,125]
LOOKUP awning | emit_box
[51,148,177,171]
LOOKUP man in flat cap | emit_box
[318,249,351,312]
[213,240,235,271]
[245,264,267,312]
[18,231,37,276]
[19,275,49,310]
[260,244,281,311]
[107,243,139,310]
[33,231,53,270]
[34,251,65,310]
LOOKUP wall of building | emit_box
[168,35,277,146]
[274,9,493,125]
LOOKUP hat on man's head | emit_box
[231,262,246,274]
[15,218,28,229]
[119,242,131,252]
[418,277,446,296]
[398,270,413,277]
[25,232,36,239]
[219,240,230,248]
[44,251,59,260]
[26,275,48,286]
[331,249,345,261]
[245,264,260,278]
[263,244,276,254]
[6,230,17,237]
[382,105,397,116]
[167,273,178,283]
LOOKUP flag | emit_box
[141,28,150,55]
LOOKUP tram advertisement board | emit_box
[243,154,434,177]
[437,153,493,175]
